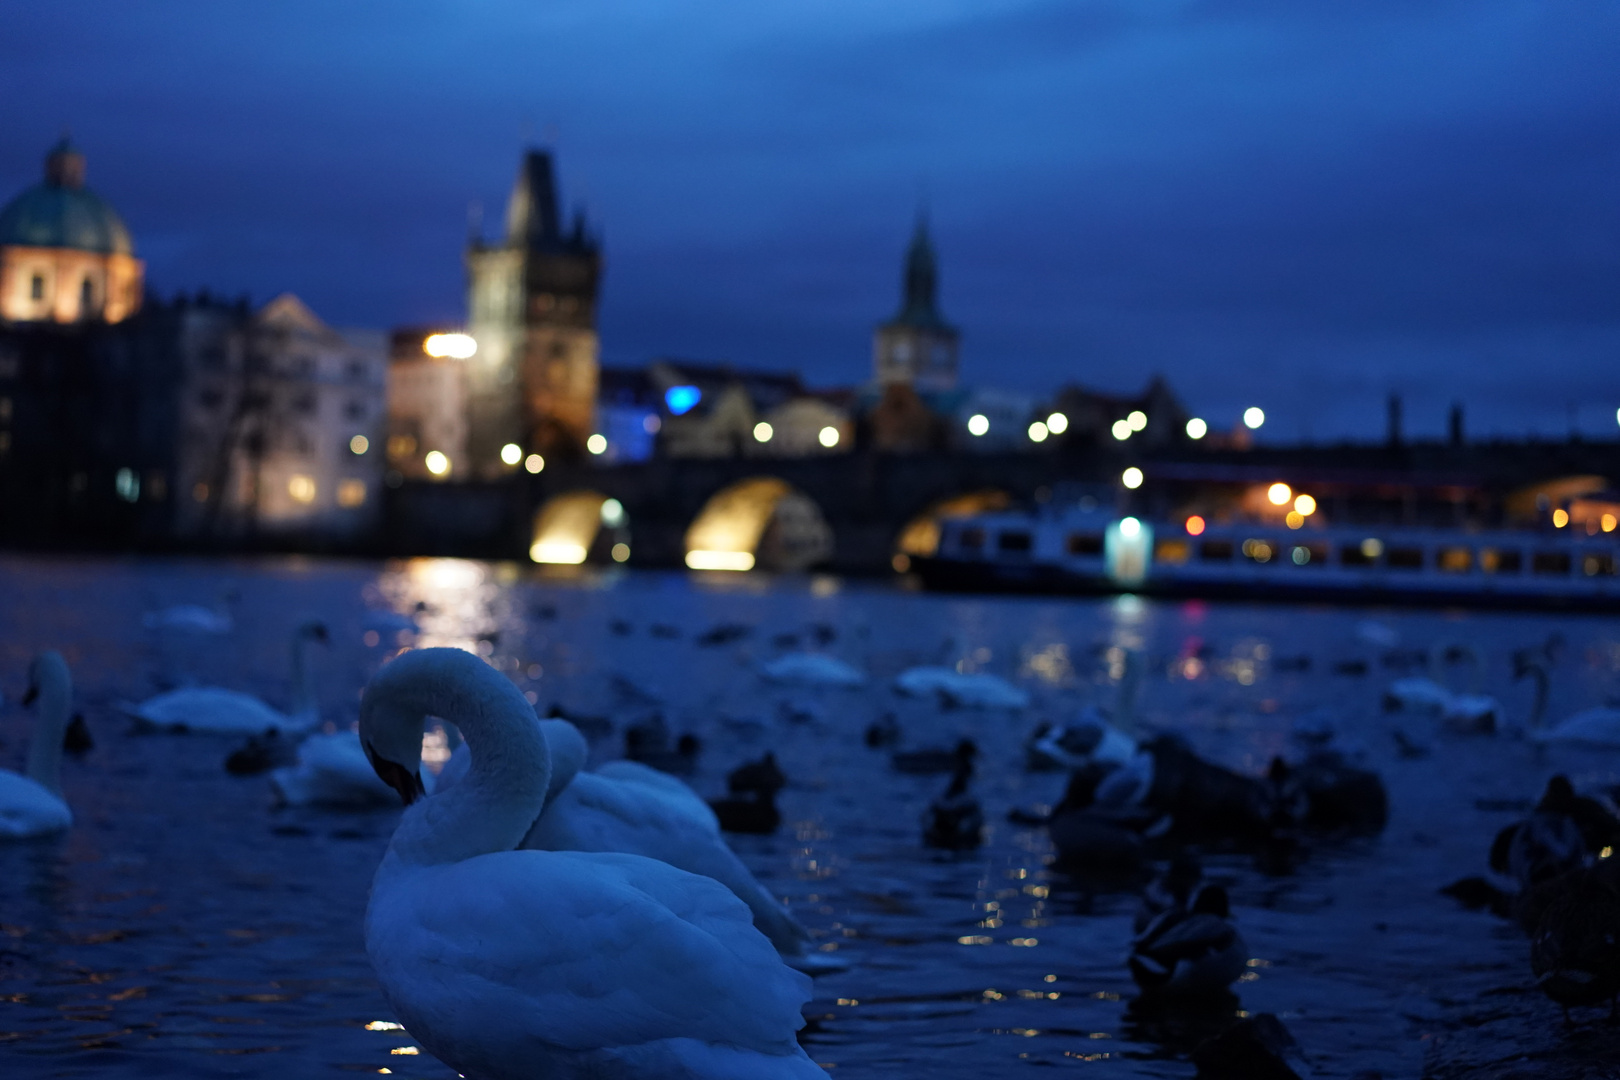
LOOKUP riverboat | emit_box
[913,504,1620,610]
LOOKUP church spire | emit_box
[504,150,560,248]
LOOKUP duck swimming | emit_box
[1129,885,1248,998]
[922,754,983,851]
[359,648,824,1079]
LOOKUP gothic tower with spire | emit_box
[465,150,601,475]
[873,215,958,391]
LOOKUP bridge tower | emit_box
[873,213,958,391]
[465,150,601,476]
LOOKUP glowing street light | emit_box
[818,426,840,448]
[1119,516,1142,537]
[1267,482,1292,506]
[423,333,476,359]
[500,443,522,466]
[753,422,773,443]
[1127,410,1147,431]
[424,450,450,476]
[1027,421,1049,443]
[1244,407,1266,430]
[1111,419,1132,441]
[1294,493,1317,516]
[586,434,608,455]
[1122,466,1144,489]
[524,453,544,474]
[967,414,989,437]
[1185,418,1207,440]
[349,435,369,454]
[1046,412,1069,434]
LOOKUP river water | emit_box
[2,554,1618,1078]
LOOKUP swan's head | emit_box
[22,651,69,706]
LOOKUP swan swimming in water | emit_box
[359,648,823,1079]
[270,726,436,808]
[437,723,819,966]
[759,653,866,688]
[124,621,328,735]
[894,666,1030,709]
[0,653,74,840]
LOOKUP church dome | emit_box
[0,140,134,256]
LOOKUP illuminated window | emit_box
[1292,543,1328,567]
[1480,548,1521,574]
[1154,538,1190,564]
[288,475,317,503]
[115,468,139,502]
[1583,552,1616,577]
[337,479,366,507]
[1241,538,1274,564]
[1437,547,1472,573]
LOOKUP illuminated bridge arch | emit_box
[684,477,833,572]
[529,490,630,565]
[893,489,1012,569]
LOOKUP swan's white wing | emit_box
[129,688,304,735]
[594,760,719,831]
[369,850,813,1061]
[0,770,72,839]
[526,774,809,955]
[760,654,865,687]
[1537,707,1620,747]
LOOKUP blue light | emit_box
[665,385,701,415]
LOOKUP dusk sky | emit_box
[4,1,1618,441]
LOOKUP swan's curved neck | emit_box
[290,634,317,720]
[370,651,551,867]
[27,655,70,795]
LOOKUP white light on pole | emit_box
[1186,418,1207,439]
[1046,412,1069,434]
[1027,421,1049,443]
[967,414,989,437]
[1127,410,1147,431]
[1122,466,1144,489]
[1244,407,1266,430]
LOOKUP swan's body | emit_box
[1382,676,1453,714]
[143,603,232,634]
[0,654,73,840]
[271,729,406,807]
[1535,707,1620,749]
[760,653,865,688]
[458,739,813,958]
[1028,709,1138,771]
[895,666,1029,709]
[359,649,821,1079]
[125,621,327,735]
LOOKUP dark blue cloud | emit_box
[3,0,1617,440]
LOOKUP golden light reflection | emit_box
[1267,482,1292,506]
[684,476,830,571]
[895,490,1011,557]
[686,550,756,571]
[530,491,611,564]
[365,1021,404,1031]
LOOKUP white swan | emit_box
[759,653,866,688]
[436,724,820,966]
[1382,646,1501,732]
[271,726,443,808]
[143,596,234,634]
[0,653,74,840]
[124,621,328,735]
[895,666,1030,709]
[359,648,823,1080]
[1534,706,1620,749]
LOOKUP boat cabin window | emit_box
[958,527,985,552]
[1436,546,1472,573]
[1200,539,1233,562]
[1582,552,1616,577]
[997,530,1032,553]
[1289,542,1328,567]
[1066,532,1104,557]
[1532,551,1571,576]
[1154,538,1190,565]
[1386,547,1423,570]
[1480,548,1521,573]
[1240,538,1276,564]
[1341,539,1382,566]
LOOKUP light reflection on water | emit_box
[0,554,1618,1076]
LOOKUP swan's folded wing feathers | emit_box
[386,850,811,1055]
[593,761,719,830]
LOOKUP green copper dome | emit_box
[0,140,134,256]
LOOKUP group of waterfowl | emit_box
[11,603,1620,1075]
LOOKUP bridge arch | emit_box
[684,476,833,572]
[529,490,631,565]
[892,489,1013,569]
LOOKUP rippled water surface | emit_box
[3,554,1620,1078]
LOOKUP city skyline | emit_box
[5,1,1618,442]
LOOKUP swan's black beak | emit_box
[364,740,424,806]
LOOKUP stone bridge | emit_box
[380,439,1620,574]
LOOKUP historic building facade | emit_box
[0,140,144,325]
[465,150,602,477]
[872,215,958,391]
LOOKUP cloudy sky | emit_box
[4,1,1617,440]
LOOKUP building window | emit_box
[337,479,366,507]
[30,275,44,300]
[287,475,317,503]
[115,468,140,502]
